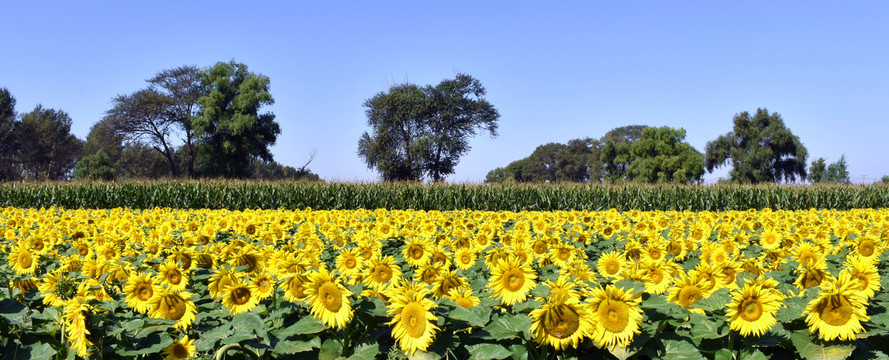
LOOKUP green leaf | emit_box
[119,332,174,356]
[0,298,28,328]
[123,318,145,333]
[466,343,512,360]
[641,293,690,319]
[713,348,732,360]
[349,342,380,360]
[688,313,728,344]
[448,306,490,327]
[194,324,231,352]
[739,348,768,360]
[408,350,441,360]
[512,299,543,313]
[776,296,808,323]
[279,315,327,336]
[693,288,731,313]
[272,338,320,355]
[232,311,265,333]
[19,343,57,360]
[791,330,855,360]
[483,313,531,340]
[660,339,705,360]
[507,344,528,360]
[318,338,344,360]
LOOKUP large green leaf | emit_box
[348,342,380,360]
[16,343,57,360]
[688,313,728,344]
[466,343,512,360]
[0,299,28,328]
[272,338,320,355]
[660,339,705,360]
[318,338,344,360]
[776,296,808,323]
[277,315,327,337]
[482,313,531,340]
[693,288,731,313]
[448,306,490,328]
[790,330,855,360]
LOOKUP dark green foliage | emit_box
[0,88,18,180]
[249,159,321,181]
[882,175,889,184]
[0,181,886,211]
[358,74,499,182]
[16,105,83,180]
[74,151,115,181]
[627,127,704,183]
[705,109,808,183]
[810,155,850,183]
[105,88,180,176]
[194,61,280,178]
[601,125,649,183]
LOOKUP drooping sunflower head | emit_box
[542,276,581,302]
[208,267,240,299]
[588,285,643,349]
[793,242,826,269]
[305,268,354,329]
[282,274,309,302]
[530,296,594,350]
[413,263,443,286]
[148,289,196,330]
[387,291,439,355]
[432,269,468,298]
[447,288,480,308]
[725,282,783,337]
[793,264,833,292]
[803,273,869,341]
[489,256,537,306]
[124,272,158,314]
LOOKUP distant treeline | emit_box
[0,181,886,211]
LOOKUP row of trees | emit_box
[486,108,852,184]
[1,61,318,182]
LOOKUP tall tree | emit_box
[17,105,83,180]
[424,74,499,182]
[0,88,18,180]
[600,125,648,183]
[810,155,850,183]
[808,158,827,183]
[194,61,279,178]
[359,74,499,182]
[105,88,180,176]
[627,126,704,183]
[704,108,808,183]
[485,138,601,183]
[148,66,203,178]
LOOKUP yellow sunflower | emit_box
[124,272,159,314]
[364,255,402,290]
[431,269,469,298]
[854,235,880,260]
[530,296,594,350]
[639,260,673,295]
[666,273,711,314]
[596,251,626,280]
[447,288,480,308]
[250,272,276,301]
[8,245,37,274]
[156,260,189,292]
[148,289,197,329]
[208,267,240,299]
[794,264,832,292]
[282,273,309,302]
[588,285,643,349]
[163,335,196,360]
[489,256,537,306]
[387,290,439,355]
[759,229,781,250]
[335,248,365,279]
[304,268,354,329]
[803,273,869,341]
[725,282,783,337]
[841,256,881,299]
[413,263,443,286]
[402,238,431,268]
[220,280,260,315]
[62,296,93,357]
[453,247,477,270]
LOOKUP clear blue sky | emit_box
[3,1,887,183]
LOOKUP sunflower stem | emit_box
[728,330,735,358]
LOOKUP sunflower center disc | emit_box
[319,282,342,312]
[859,241,874,257]
[546,304,580,339]
[164,295,187,320]
[136,283,153,301]
[18,252,32,268]
[173,344,190,358]
[739,298,763,322]
[402,303,427,338]
[232,287,251,305]
[678,286,703,308]
[599,300,629,334]
[605,261,619,275]
[820,295,853,327]
[374,265,392,283]
[167,270,182,285]
[345,258,356,269]
[504,270,525,292]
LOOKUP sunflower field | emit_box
[2,206,889,359]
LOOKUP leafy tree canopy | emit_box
[627,126,704,183]
[359,74,499,182]
[17,105,83,180]
[704,108,808,183]
[810,155,850,183]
